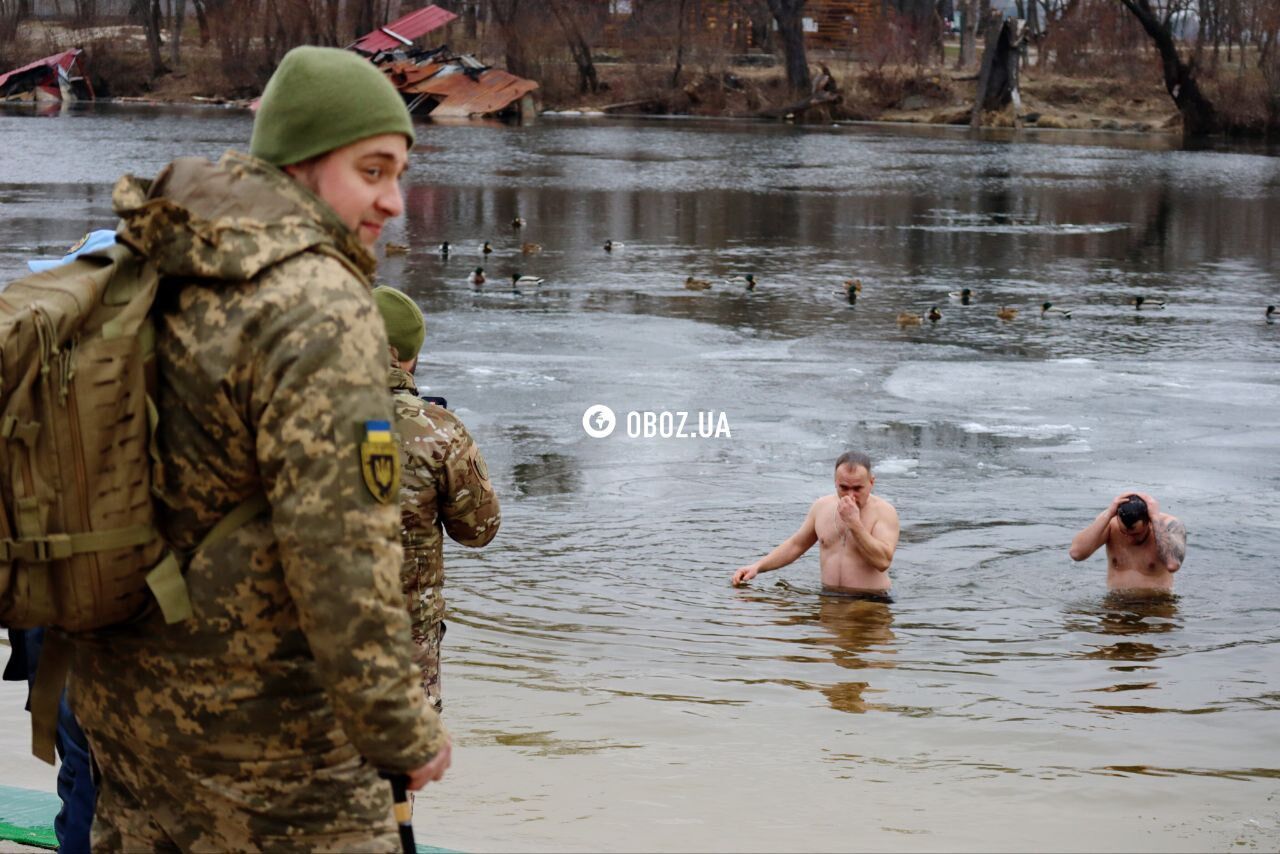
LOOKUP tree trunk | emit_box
[671,0,690,88]
[170,0,185,66]
[957,0,974,67]
[192,0,209,45]
[132,0,169,78]
[491,0,531,78]
[766,0,811,94]
[547,0,600,94]
[1118,0,1217,137]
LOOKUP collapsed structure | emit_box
[0,49,94,104]
[352,4,538,120]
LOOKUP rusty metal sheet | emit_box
[406,68,538,117]
[352,4,457,53]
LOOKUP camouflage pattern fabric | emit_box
[391,365,500,711]
[69,152,445,850]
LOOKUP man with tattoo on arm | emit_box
[1069,491,1187,593]
[731,452,901,601]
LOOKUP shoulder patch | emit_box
[359,419,401,503]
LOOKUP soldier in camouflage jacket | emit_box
[374,286,501,713]
[69,48,447,851]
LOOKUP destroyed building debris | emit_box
[350,5,539,120]
[0,49,94,104]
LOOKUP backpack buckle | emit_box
[3,535,73,562]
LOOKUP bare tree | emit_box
[131,0,170,78]
[765,0,811,94]
[547,0,601,93]
[490,0,532,78]
[171,0,186,66]
[1118,0,1217,136]
[671,0,691,87]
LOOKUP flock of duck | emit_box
[384,216,1280,324]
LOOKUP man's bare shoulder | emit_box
[868,493,898,518]
[812,495,836,513]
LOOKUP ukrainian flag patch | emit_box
[359,420,400,504]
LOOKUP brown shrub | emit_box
[82,38,153,97]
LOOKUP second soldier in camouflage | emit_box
[374,286,501,712]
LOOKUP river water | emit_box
[1,104,1279,852]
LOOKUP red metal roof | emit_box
[351,5,458,53]
[0,49,83,90]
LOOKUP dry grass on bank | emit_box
[5,20,1275,136]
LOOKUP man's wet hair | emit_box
[834,451,873,474]
[1117,494,1149,529]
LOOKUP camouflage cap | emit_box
[250,46,416,167]
[373,285,425,360]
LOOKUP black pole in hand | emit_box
[382,773,416,854]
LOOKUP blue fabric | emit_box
[26,229,117,273]
[7,629,95,852]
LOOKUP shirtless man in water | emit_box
[1069,492,1186,592]
[731,452,901,598]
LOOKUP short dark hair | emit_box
[1117,494,1149,529]
[834,451,872,474]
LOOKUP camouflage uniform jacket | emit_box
[391,366,500,631]
[72,152,444,776]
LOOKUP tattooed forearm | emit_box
[1155,517,1187,570]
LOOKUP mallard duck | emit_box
[439,241,451,256]
[927,306,942,323]
[949,288,973,305]
[604,240,624,252]
[1267,305,1276,323]
[1041,301,1072,318]
[897,311,922,326]
[512,272,544,287]
[511,217,526,228]
[384,242,409,256]
[467,267,485,285]
[996,305,1018,321]
[843,278,862,295]
[684,276,713,291]
[727,273,756,291]
[479,241,493,255]
[521,242,543,255]
[1133,295,1166,310]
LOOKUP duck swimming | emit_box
[512,272,544,287]
[1133,295,1166,310]
[897,311,922,326]
[927,306,942,323]
[996,305,1018,321]
[727,273,756,291]
[467,267,485,285]
[439,241,451,256]
[511,217,526,228]
[949,288,973,305]
[604,240,624,252]
[479,241,493,255]
[1041,301,1072,318]
[1267,305,1276,323]
[521,242,543,255]
[384,242,409,256]
[684,276,713,291]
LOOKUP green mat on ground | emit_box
[0,785,58,849]
[0,784,457,852]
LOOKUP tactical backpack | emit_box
[0,235,264,761]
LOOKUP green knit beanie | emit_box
[373,286,425,361]
[250,46,415,167]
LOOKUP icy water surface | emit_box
[1,104,1279,851]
